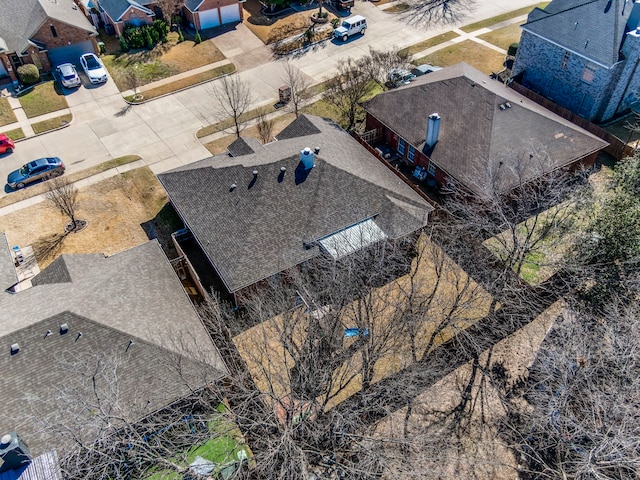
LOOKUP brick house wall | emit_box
[32,18,96,50]
[107,7,155,37]
[183,0,243,30]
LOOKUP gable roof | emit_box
[362,63,608,196]
[97,0,154,22]
[184,0,206,12]
[158,115,433,293]
[0,0,97,54]
[0,240,227,453]
[521,0,633,67]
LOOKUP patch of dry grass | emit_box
[398,31,460,57]
[0,127,24,140]
[31,113,72,134]
[412,40,505,75]
[0,167,167,269]
[0,98,17,127]
[460,2,550,33]
[477,23,523,50]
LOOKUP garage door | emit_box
[220,4,241,24]
[0,61,7,78]
[48,40,95,67]
[199,9,220,29]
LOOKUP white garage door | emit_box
[220,4,241,24]
[48,40,95,67]
[0,61,7,78]
[199,9,220,29]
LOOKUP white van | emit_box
[333,15,366,42]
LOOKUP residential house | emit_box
[511,0,640,123]
[94,0,243,36]
[0,235,228,456]
[0,0,98,84]
[158,114,433,303]
[362,63,608,198]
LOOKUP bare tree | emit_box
[323,58,373,131]
[210,74,254,138]
[281,60,310,118]
[405,0,473,27]
[256,108,275,144]
[360,47,411,90]
[154,0,183,22]
[45,176,85,233]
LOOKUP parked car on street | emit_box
[411,64,443,76]
[331,0,354,11]
[334,15,366,42]
[56,63,82,88]
[0,134,15,154]
[386,68,416,88]
[7,157,65,189]
[80,53,107,84]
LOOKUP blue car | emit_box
[8,157,65,189]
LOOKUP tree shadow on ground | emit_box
[32,232,68,264]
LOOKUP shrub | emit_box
[124,25,145,48]
[177,27,184,43]
[194,31,202,44]
[153,19,168,42]
[331,18,340,28]
[166,31,180,46]
[119,36,130,52]
[16,64,39,85]
[507,42,518,56]
[145,28,154,49]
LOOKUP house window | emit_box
[427,162,436,176]
[50,25,58,38]
[561,52,569,69]
[582,64,596,83]
[407,146,415,163]
[398,138,406,155]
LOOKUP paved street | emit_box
[0,0,540,198]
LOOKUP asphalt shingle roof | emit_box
[521,0,633,67]
[0,234,17,293]
[159,115,433,293]
[362,63,608,196]
[0,0,96,54]
[0,240,227,453]
[98,0,154,22]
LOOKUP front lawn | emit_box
[103,39,226,91]
[31,113,72,134]
[412,40,505,75]
[18,82,68,118]
[0,97,17,126]
[460,2,550,32]
[477,23,523,50]
[0,127,25,141]
[398,31,460,57]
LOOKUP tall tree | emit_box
[281,60,310,118]
[45,176,84,233]
[210,74,254,138]
[323,57,373,131]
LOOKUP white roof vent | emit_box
[60,323,69,334]
[280,166,286,172]
[300,147,314,170]
[10,344,19,355]
[230,183,237,191]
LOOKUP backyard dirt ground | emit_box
[0,168,178,269]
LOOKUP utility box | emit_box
[279,85,291,104]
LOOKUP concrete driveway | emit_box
[0,0,540,197]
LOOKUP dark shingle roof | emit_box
[0,240,227,453]
[97,0,154,22]
[0,0,96,54]
[159,115,432,293]
[227,136,263,157]
[521,0,632,67]
[276,115,321,140]
[0,311,221,455]
[362,63,608,196]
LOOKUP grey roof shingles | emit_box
[0,234,17,292]
[362,63,608,196]
[0,240,227,454]
[0,0,96,54]
[97,0,154,22]
[521,0,632,67]
[159,115,433,293]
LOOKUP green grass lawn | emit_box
[0,98,17,127]
[0,127,24,141]
[18,82,68,118]
[398,31,460,58]
[412,40,505,75]
[477,23,523,50]
[31,113,72,134]
[460,2,550,33]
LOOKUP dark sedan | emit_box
[7,157,65,189]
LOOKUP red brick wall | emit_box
[32,18,95,49]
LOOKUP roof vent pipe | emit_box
[314,146,320,154]
[300,148,315,170]
[425,113,441,148]
[253,170,258,176]
[10,344,19,355]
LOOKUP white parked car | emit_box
[55,63,82,88]
[334,15,366,42]
[80,53,107,84]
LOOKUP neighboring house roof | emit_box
[0,240,227,454]
[0,450,62,480]
[362,63,608,196]
[97,0,154,22]
[0,0,97,54]
[521,0,633,67]
[158,115,433,294]
[184,0,206,12]
[0,234,17,293]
